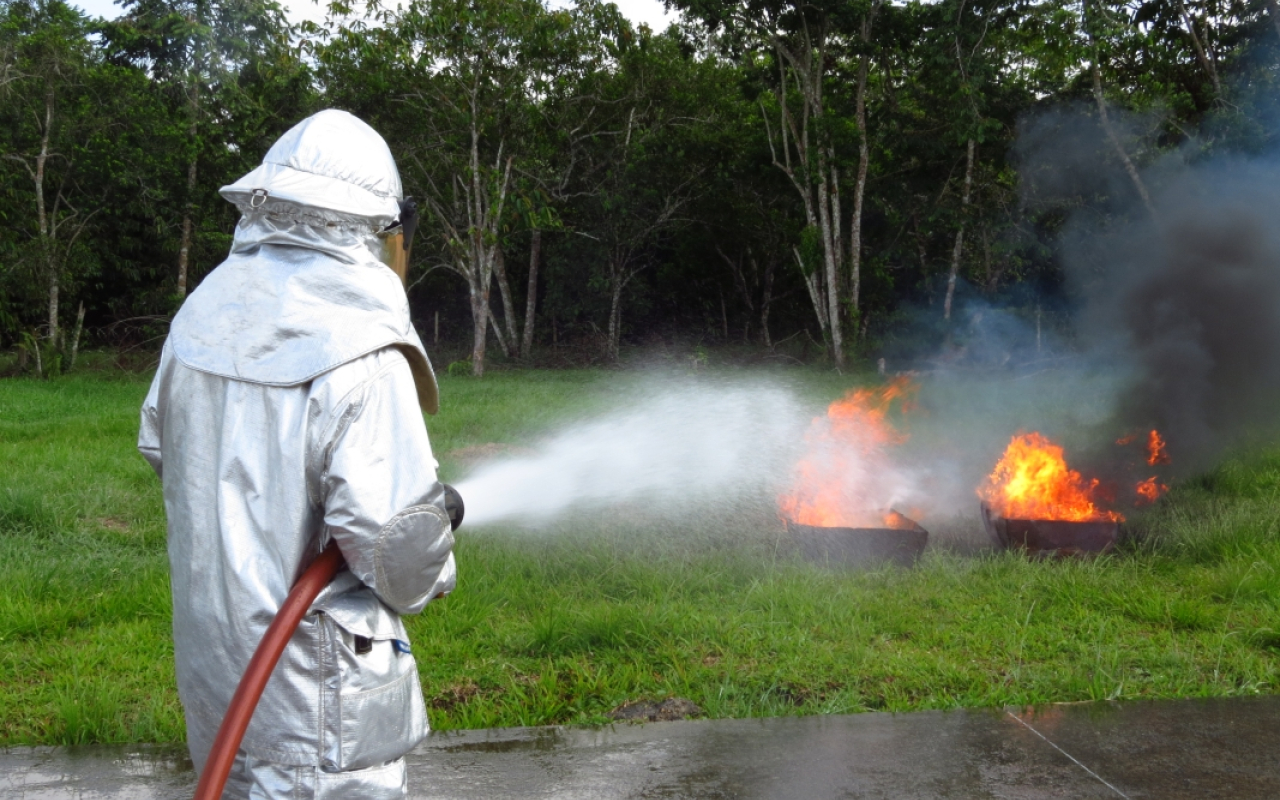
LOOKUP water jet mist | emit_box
[451,383,810,528]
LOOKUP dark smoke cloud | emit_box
[1068,157,1280,472]
[894,103,1280,527]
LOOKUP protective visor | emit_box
[377,197,420,286]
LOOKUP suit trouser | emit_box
[220,752,407,799]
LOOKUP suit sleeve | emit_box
[137,346,169,478]
[320,353,456,615]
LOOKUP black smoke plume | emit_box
[1069,158,1280,473]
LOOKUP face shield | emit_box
[377,197,419,287]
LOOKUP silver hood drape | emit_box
[169,209,439,414]
[139,110,454,799]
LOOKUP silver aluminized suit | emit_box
[138,110,454,799]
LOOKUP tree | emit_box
[0,0,98,349]
[567,30,723,361]
[321,0,574,375]
[100,0,298,298]
[508,0,633,358]
[677,0,887,367]
[690,81,800,348]
[934,0,1015,320]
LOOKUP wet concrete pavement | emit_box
[3,696,1278,798]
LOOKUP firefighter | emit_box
[138,109,454,799]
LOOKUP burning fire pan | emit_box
[785,515,928,569]
[980,503,1119,558]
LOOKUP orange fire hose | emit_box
[192,541,345,800]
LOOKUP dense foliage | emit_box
[1,0,1277,372]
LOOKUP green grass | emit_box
[1,363,1278,746]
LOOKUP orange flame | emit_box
[1135,476,1168,504]
[779,378,917,529]
[1147,429,1171,466]
[1134,429,1171,503]
[1117,429,1172,504]
[978,432,1124,522]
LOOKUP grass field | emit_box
[1,361,1278,747]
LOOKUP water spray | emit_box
[452,384,808,528]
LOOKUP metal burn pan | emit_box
[980,502,1119,558]
[785,514,928,569]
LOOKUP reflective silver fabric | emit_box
[221,109,403,223]
[169,210,439,414]
[225,754,408,800]
[138,110,454,799]
[141,342,455,780]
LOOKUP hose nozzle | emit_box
[442,483,464,531]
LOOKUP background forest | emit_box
[2,0,1278,375]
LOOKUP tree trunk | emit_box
[767,28,844,366]
[848,5,879,338]
[177,199,194,297]
[817,168,843,366]
[718,244,755,344]
[177,47,201,299]
[520,229,541,358]
[607,268,624,363]
[68,301,85,370]
[944,232,963,322]
[944,138,975,322]
[47,263,59,344]
[461,232,501,376]
[759,256,775,348]
[469,286,489,376]
[491,244,518,357]
[795,246,829,339]
[849,51,871,328]
[720,289,729,341]
[455,244,502,379]
[440,124,510,378]
[1090,60,1156,219]
[35,88,56,342]
[487,307,510,356]
[913,213,930,296]
[1176,0,1222,99]
[982,226,1004,292]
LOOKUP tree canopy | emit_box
[1,0,1277,373]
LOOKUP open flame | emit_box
[978,432,1124,522]
[1135,476,1168,504]
[1146,429,1171,466]
[1119,428,1172,504]
[1136,429,1171,503]
[779,377,917,529]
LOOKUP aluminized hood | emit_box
[170,211,438,414]
[172,109,438,413]
[220,109,402,223]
